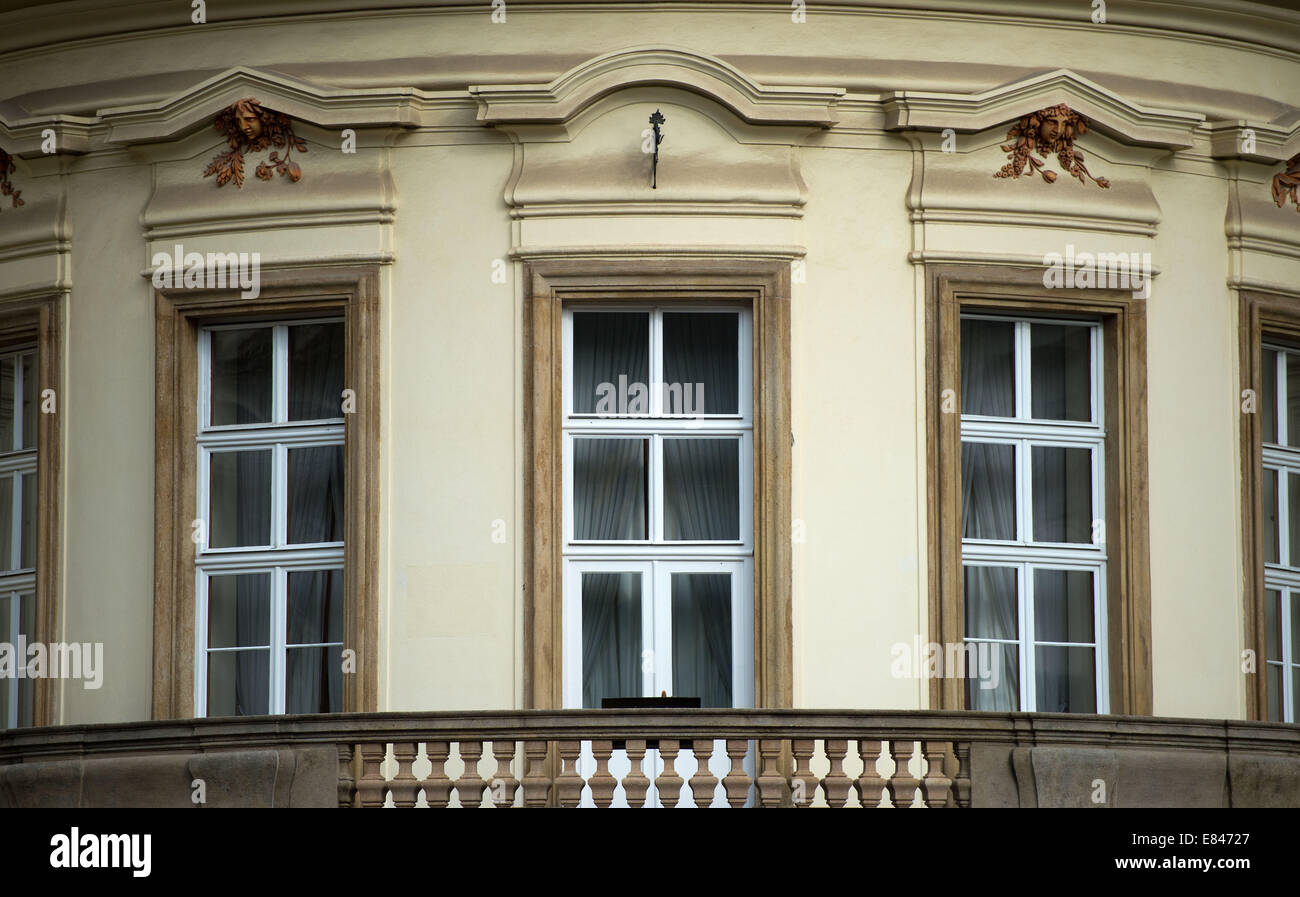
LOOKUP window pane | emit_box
[1265,589,1281,663]
[1262,348,1278,444]
[207,650,269,716]
[0,476,12,571]
[1290,473,1300,568]
[671,573,733,708]
[573,438,647,540]
[662,312,739,414]
[210,328,272,425]
[287,445,344,544]
[1033,569,1094,643]
[1265,468,1279,564]
[288,323,345,421]
[965,642,1018,711]
[0,594,10,725]
[960,319,1014,417]
[663,438,740,541]
[961,442,1015,540]
[0,357,13,451]
[1034,646,1096,713]
[207,573,271,648]
[209,450,272,548]
[1293,667,1300,724]
[1293,593,1300,664]
[964,565,1018,640]
[1288,352,1300,449]
[287,569,344,645]
[20,472,34,570]
[572,312,649,415]
[1031,445,1093,543]
[1031,324,1091,421]
[581,572,641,709]
[1266,662,1284,722]
[286,646,343,714]
[20,352,35,451]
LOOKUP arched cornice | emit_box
[469,45,844,128]
[95,66,431,147]
[883,68,1205,150]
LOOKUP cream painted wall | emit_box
[60,164,156,725]
[792,144,922,709]
[384,142,520,711]
[1146,168,1243,720]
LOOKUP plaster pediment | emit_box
[470,45,844,130]
[883,68,1205,151]
[95,66,430,147]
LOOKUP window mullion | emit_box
[1282,472,1291,569]
[274,443,288,549]
[273,567,287,714]
[12,352,22,452]
[7,592,19,727]
[7,473,19,573]
[273,325,289,424]
[1278,350,1288,448]
[1021,562,1033,711]
[650,309,663,417]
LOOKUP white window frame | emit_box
[1260,342,1300,722]
[560,305,754,709]
[193,320,345,717]
[960,314,1109,713]
[0,345,36,730]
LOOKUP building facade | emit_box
[1,0,1299,807]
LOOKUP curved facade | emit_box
[1,0,1299,736]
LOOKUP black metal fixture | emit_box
[649,109,665,188]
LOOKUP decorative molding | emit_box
[1273,154,1300,214]
[0,150,23,210]
[993,105,1110,188]
[203,99,307,188]
[470,45,844,128]
[98,66,436,147]
[1206,113,1300,164]
[883,68,1205,150]
[0,111,96,158]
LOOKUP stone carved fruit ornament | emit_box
[994,104,1110,188]
[0,150,22,209]
[204,98,307,188]
[1273,153,1300,213]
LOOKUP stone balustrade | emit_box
[2,710,1298,807]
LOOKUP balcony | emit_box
[2,710,1298,807]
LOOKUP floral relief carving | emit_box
[0,150,23,210]
[994,104,1110,188]
[203,98,307,188]
[1273,153,1300,213]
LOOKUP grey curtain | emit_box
[663,439,739,541]
[1032,568,1096,713]
[574,439,646,540]
[662,313,737,414]
[963,566,1018,711]
[572,312,648,414]
[582,572,641,708]
[671,573,732,707]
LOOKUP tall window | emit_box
[960,314,1108,712]
[1258,342,1300,722]
[195,320,345,717]
[560,306,754,710]
[0,345,37,729]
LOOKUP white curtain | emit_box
[663,439,738,541]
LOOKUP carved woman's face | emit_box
[235,108,263,141]
[1037,111,1071,146]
